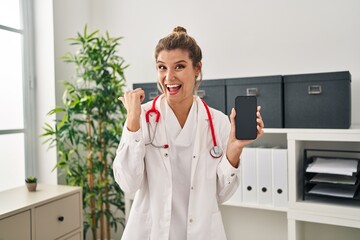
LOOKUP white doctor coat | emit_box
[113,95,240,240]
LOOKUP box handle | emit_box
[149,91,158,100]
[246,88,258,96]
[308,85,322,95]
[197,89,206,98]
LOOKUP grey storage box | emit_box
[198,79,226,113]
[133,82,159,103]
[226,75,283,128]
[283,71,351,129]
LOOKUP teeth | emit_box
[167,84,180,88]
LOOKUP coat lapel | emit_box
[190,97,210,184]
[155,95,172,179]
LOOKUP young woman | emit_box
[114,26,264,240]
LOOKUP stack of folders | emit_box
[304,154,360,200]
[228,147,288,208]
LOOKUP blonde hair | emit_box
[155,26,203,93]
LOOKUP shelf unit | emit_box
[222,127,360,240]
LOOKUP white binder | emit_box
[241,147,257,203]
[272,148,288,207]
[257,148,273,205]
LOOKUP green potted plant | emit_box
[25,176,37,192]
[42,25,128,240]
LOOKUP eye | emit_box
[175,64,185,70]
[157,65,167,71]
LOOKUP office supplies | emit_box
[303,149,360,201]
[257,148,273,205]
[306,157,358,176]
[272,148,288,207]
[241,147,258,203]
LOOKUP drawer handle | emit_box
[149,91,158,100]
[58,216,65,222]
[246,88,258,96]
[308,85,322,95]
[197,89,206,98]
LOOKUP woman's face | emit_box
[157,49,201,105]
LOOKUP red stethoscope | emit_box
[145,95,223,158]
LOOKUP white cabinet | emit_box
[222,128,360,240]
[0,184,82,240]
[0,210,31,240]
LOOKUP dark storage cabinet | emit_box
[133,82,159,103]
[226,75,283,128]
[283,71,351,129]
[198,79,226,113]
[133,70,351,129]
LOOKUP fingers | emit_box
[229,108,236,139]
[256,106,264,128]
[118,88,145,116]
[118,96,125,104]
[256,106,264,137]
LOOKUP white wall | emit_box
[33,0,57,184]
[90,0,360,126]
[34,0,93,183]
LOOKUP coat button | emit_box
[231,173,235,177]
[164,153,168,157]
[189,218,193,223]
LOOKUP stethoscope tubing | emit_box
[145,95,222,158]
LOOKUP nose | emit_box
[165,69,175,81]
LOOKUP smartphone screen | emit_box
[235,96,257,140]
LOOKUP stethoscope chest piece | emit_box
[210,146,223,158]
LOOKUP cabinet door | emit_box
[35,193,81,240]
[0,210,31,240]
[63,231,82,240]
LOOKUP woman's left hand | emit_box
[226,106,264,167]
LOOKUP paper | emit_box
[310,173,357,185]
[306,157,359,176]
[308,184,357,198]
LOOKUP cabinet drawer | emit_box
[35,193,81,240]
[0,210,31,240]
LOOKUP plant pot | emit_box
[26,182,37,192]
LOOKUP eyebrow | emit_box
[156,60,188,64]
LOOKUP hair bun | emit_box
[173,26,187,34]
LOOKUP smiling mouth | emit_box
[166,84,181,94]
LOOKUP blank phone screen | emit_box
[235,96,257,140]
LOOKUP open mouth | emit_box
[166,84,181,95]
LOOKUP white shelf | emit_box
[223,127,360,240]
[222,200,288,213]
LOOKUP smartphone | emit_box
[235,96,257,140]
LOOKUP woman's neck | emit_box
[167,96,194,128]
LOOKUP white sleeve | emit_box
[113,121,146,195]
[216,113,241,203]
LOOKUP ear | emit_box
[195,61,202,77]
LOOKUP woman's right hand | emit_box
[118,88,145,132]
